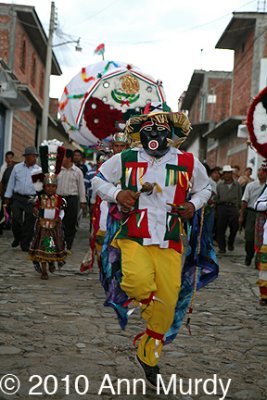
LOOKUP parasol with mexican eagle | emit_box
[59,60,167,146]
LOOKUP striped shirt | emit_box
[57,164,86,203]
[84,166,97,200]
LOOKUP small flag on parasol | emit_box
[94,43,105,60]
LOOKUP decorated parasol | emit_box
[58,60,166,146]
[247,86,267,158]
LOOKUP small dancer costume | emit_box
[29,140,66,278]
[247,86,267,305]
[29,187,66,263]
[92,104,218,386]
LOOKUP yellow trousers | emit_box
[116,239,182,366]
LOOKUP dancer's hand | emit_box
[116,190,140,209]
[177,202,195,220]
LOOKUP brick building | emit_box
[179,70,232,162]
[0,3,70,165]
[180,12,267,174]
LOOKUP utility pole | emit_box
[41,1,56,142]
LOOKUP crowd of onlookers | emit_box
[0,145,120,255]
[0,148,91,253]
[0,147,265,268]
[204,162,266,266]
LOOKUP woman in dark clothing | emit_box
[0,162,17,233]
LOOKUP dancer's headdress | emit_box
[124,102,191,148]
[32,139,66,191]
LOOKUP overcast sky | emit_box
[2,0,261,108]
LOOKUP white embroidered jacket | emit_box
[92,147,211,248]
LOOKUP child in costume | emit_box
[29,174,66,279]
[29,140,66,280]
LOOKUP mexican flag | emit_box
[94,43,105,56]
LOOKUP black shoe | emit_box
[21,246,29,252]
[58,261,65,270]
[218,249,226,254]
[245,258,251,266]
[135,355,159,389]
[11,239,20,248]
[48,262,56,273]
[33,262,42,273]
[228,244,234,251]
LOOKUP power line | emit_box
[77,22,258,49]
[182,0,256,32]
[75,0,258,46]
[74,0,122,26]
[10,0,259,48]
[181,23,267,114]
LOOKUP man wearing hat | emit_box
[4,146,42,251]
[215,165,242,253]
[92,106,211,387]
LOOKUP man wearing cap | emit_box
[92,107,211,387]
[4,146,42,251]
[215,165,242,253]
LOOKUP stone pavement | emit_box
[0,221,266,400]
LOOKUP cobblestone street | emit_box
[0,221,266,400]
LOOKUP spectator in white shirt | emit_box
[239,167,267,266]
[57,149,86,252]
